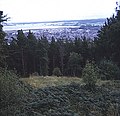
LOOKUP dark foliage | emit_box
[82,61,99,89]
[0,11,8,67]
[28,82,120,116]
[0,69,119,115]
[0,68,32,116]
[6,32,93,77]
[53,67,62,77]
[1,8,120,115]
[95,10,120,66]
[99,60,120,80]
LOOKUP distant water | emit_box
[3,25,80,31]
[3,19,105,31]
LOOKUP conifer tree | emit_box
[0,11,8,67]
[96,10,120,66]
[36,38,49,76]
[27,30,37,74]
[57,39,65,74]
[68,52,82,77]
[48,37,60,75]
[17,30,27,76]
[82,61,99,88]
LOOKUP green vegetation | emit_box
[21,77,120,116]
[53,67,62,77]
[95,11,120,65]
[0,11,7,67]
[68,52,82,77]
[99,60,120,80]
[21,76,82,88]
[3,10,120,78]
[0,68,29,115]
[0,7,120,116]
[82,61,99,88]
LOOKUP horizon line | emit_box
[7,18,106,24]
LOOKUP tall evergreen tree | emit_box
[96,10,120,66]
[81,37,89,65]
[27,30,37,74]
[67,52,82,77]
[0,11,8,67]
[48,37,60,75]
[63,39,74,75]
[7,37,19,71]
[57,39,65,75]
[36,38,49,76]
[74,37,82,54]
[40,37,49,76]
[16,30,27,76]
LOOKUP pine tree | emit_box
[7,37,19,71]
[48,37,60,75]
[68,52,82,77]
[40,36,49,76]
[36,38,49,76]
[82,61,99,88]
[74,37,82,54]
[0,11,8,67]
[81,36,89,65]
[96,10,120,66]
[16,30,27,76]
[27,30,37,74]
[57,39,65,75]
[64,39,74,75]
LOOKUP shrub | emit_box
[82,61,99,88]
[31,72,39,76]
[99,60,120,80]
[0,68,29,115]
[53,67,62,77]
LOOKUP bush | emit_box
[53,67,62,77]
[99,60,120,80]
[82,61,99,88]
[31,72,39,76]
[0,68,29,115]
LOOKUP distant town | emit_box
[4,18,105,41]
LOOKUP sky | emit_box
[0,0,117,22]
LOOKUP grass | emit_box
[21,76,120,89]
[20,76,82,88]
[20,76,120,116]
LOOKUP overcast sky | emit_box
[0,0,117,22]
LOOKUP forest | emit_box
[0,8,120,116]
[0,10,120,79]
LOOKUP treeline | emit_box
[5,30,94,77]
[0,10,120,79]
